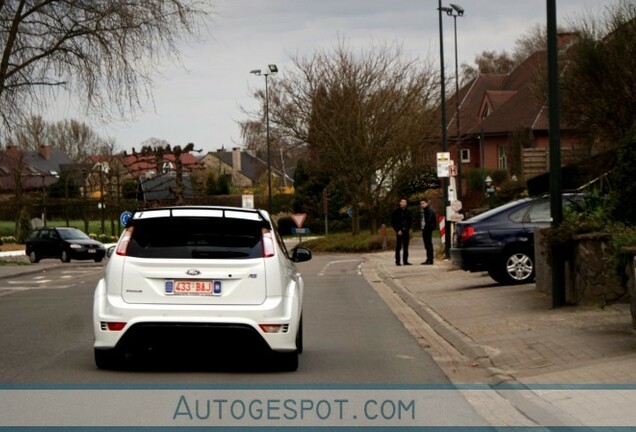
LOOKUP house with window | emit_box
[85,150,204,200]
[200,147,294,193]
[0,145,73,198]
[442,33,585,199]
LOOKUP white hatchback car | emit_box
[93,206,311,371]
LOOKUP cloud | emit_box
[53,0,618,153]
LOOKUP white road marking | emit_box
[318,259,363,276]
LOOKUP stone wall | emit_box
[535,229,627,306]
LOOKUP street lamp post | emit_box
[445,4,464,204]
[438,1,452,258]
[250,64,278,214]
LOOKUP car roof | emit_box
[463,192,585,223]
[465,197,535,223]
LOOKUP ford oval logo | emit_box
[186,269,201,276]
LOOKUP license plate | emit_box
[88,249,96,253]
[166,280,221,296]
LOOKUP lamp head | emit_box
[268,64,278,74]
[250,69,262,76]
[450,3,464,16]
[439,6,453,15]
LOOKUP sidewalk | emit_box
[362,240,636,385]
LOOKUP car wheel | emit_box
[61,250,71,263]
[94,256,103,263]
[94,348,123,370]
[487,267,508,284]
[296,316,303,355]
[28,251,39,263]
[271,351,299,372]
[492,248,535,285]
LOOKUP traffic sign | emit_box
[291,213,307,228]
[292,228,310,235]
[436,152,451,177]
[451,200,462,212]
[120,211,132,227]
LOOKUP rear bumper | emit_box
[93,279,301,353]
[450,246,502,272]
[70,250,106,260]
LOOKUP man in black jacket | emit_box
[391,198,412,266]
[419,198,437,265]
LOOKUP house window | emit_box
[498,146,507,169]
[460,149,470,163]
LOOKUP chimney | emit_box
[39,145,51,160]
[557,32,579,51]
[5,145,18,157]
[232,147,241,175]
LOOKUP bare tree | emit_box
[4,115,112,162]
[0,1,212,129]
[561,0,636,149]
[48,119,110,162]
[461,50,516,83]
[240,80,307,183]
[270,41,439,234]
[3,115,48,149]
[461,24,560,83]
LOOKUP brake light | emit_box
[259,324,288,333]
[116,227,134,256]
[460,226,475,243]
[104,322,126,331]
[262,231,275,258]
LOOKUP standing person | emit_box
[391,197,412,266]
[420,198,437,265]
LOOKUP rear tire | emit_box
[94,256,103,263]
[28,251,39,263]
[272,351,298,372]
[296,316,303,354]
[491,248,535,285]
[94,348,123,370]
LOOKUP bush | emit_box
[302,231,395,253]
[547,193,636,281]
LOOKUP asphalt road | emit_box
[0,254,452,385]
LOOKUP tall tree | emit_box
[4,115,111,162]
[560,0,636,149]
[0,1,211,129]
[271,41,439,234]
[461,24,559,83]
[48,119,110,162]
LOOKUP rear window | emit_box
[126,216,267,259]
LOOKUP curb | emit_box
[371,256,520,386]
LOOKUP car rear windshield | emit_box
[126,216,267,259]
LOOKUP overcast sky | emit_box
[54,0,618,154]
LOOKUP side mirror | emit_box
[106,246,115,258]
[291,246,312,263]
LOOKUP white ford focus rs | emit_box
[93,206,311,371]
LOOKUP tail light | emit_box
[459,226,475,244]
[116,227,134,256]
[262,231,275,258]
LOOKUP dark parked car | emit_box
[25,227,106,263]
[450,195,583,285]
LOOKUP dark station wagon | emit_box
[450,195,584,285]
[25,227,106,263]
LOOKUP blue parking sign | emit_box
[120,211,133,227]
